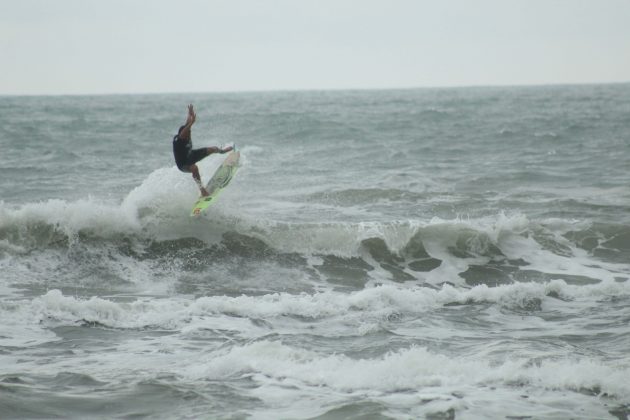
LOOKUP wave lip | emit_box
[0,197,142,247]
[2,198,629,294]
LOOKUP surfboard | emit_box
[190,148,240,216]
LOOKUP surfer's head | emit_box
[178,125,186,135]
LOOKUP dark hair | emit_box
[178,125,186,135]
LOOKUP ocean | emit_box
[1,84,629,419]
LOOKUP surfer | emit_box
[173,104,233,196]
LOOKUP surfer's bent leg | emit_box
[183,147,228,197]
[191,165,209,196]
[183,149,212,197]
[188,148,213,165]
[191,147,229,162]
[183,164,209,197]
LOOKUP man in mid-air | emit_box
[173,104,233,196]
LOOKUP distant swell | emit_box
[4,279,629,332]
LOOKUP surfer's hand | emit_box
[222,146,233,154]
[186,104,196,125]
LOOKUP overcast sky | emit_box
[1,0,629,95]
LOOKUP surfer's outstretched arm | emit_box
[179,104,196,140]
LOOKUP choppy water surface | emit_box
[1,84,629,419]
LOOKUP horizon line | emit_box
[1,79,629,98]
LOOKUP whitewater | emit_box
[1,84,629,419]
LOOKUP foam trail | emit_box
[2,280,628,334]
[192,341,630,400]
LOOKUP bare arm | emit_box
[178,104,196,140]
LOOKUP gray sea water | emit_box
[1,84,629,419]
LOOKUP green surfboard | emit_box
[191,149,240,216]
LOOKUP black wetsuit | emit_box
[172,135,208,171]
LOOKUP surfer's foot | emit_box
[200,187,209,197]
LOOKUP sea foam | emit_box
[3,279,628,335]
